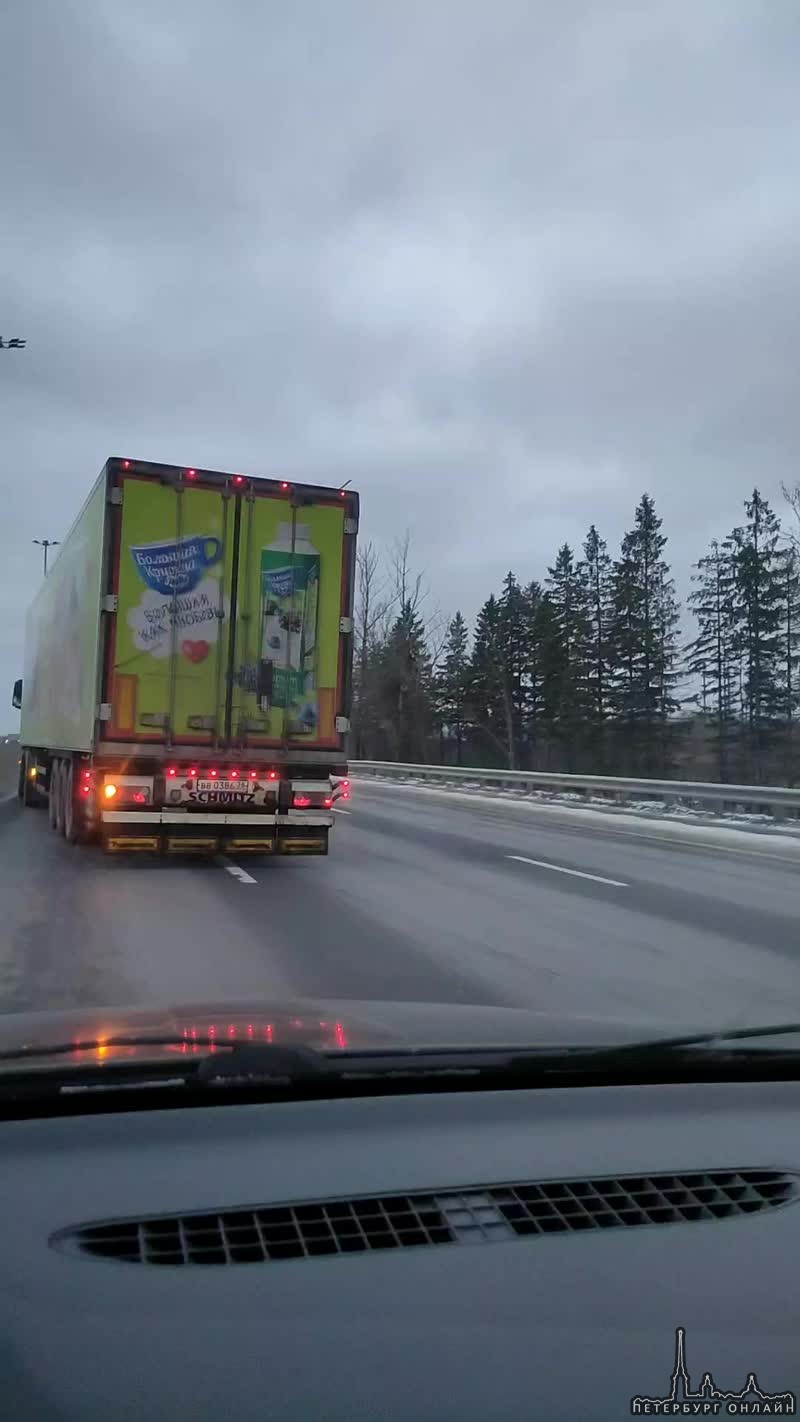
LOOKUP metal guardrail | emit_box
[349,761,800,822]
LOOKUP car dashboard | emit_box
[1,1079,798,1419]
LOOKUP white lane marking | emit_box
[506,854,628,888]
[223,862,257,884]
[333,806,351,815]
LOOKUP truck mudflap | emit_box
[100,811,332,856]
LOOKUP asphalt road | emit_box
[0,741,19,796]
[1,778,799,1029]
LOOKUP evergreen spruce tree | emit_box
[545,544,591,768]
[730,490,784,778]
[686,539,738,780]
[436,611,470,764]
[610,494,679,773]
[578,525,614,767]
[379,600,433,762]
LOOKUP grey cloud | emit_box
[2,0,800,706]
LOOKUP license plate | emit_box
[197,779,245,793]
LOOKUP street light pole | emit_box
[33,538,59,575]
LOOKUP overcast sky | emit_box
[3,0,800,711]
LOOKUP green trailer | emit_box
[15,458,357,854]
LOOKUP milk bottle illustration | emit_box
[260,523,320,733]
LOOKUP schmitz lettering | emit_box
[188,790,257,805]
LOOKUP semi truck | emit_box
[13,457,357,855]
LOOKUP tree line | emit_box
[351,487,800,785]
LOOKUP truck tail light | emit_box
[293,795,311,808]
[324,798,332,808]
[104,784,118,799]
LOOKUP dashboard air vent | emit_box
[54,1169,797,1267]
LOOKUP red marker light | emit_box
[81,785,90,796]
[342,790,351,801]
[209,769,218,778]
[230,769,239,779]
[342,779,350,788]
[233,474,245,486]
[167,766,177,777]
[268,769,279,781]
[122,460,130,469]
[249,769,258,780]
[324,797,332,808]
[189,768,198,778]
[82,769,92,781]
[186,468,197,480]
[339,489,346,497]
[280,481,290,491]
[293,794,311,808]
[133,792,146,803]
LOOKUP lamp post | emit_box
[33,539,59,575]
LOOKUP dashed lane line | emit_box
[506,854,628,888]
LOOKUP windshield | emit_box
[3,3,800,1067]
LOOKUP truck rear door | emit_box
[229,487,351,749]
[104,471,234,746]
[104,466,356,751]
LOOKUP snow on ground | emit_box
[352,774,800,856]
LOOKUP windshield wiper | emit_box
[582,1021,800,1058]
[2,1023,800,1103]
[3,1021,800,1068]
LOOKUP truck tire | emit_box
[63,761,89,845]
[48,759,60,829]
[54,762,66,834]
[63,762,78,843]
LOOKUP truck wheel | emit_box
[48,760,60,829]
[63,762,77,842]
[54,762,65,834]
[63,762,87,844]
